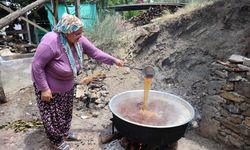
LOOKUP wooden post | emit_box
[0,0,49,29]
[25,13,32,44]
[52,0,59,24]
[75,0,80,18]
[64,0,70,14]
[55,0,59,23]
[33,19,39,44]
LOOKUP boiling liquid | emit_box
[143,77,153,111]
[116,98,180,126]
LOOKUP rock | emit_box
[75,85,86,98]
[237,64,250,71]
[228,75,242,82]
[246,72,250,81]
[228,54,245,63]
[207,80,226,95]
[222,83,234,91]
[91,111,99,118]
[94,98,102,104]
[239,102,250,111]
[214,70,228,78]
[227,115,243,124]
[123,67,131,74]
[223,103,240,114]
[0,84,6,103]
[243,117,250,128]
[243,57,250,67]
[235,81,250,98]
[228,134,244,148]
[200,117,220,138]
[220,92,245,103]
[191,120,199,128]
[242,109,250,116]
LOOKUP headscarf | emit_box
[54,13,83,77]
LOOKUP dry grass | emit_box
[84,15,127,52]
[158,0,219,23]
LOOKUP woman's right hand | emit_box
[41,89,53,102]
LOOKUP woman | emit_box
[32,14,124,150]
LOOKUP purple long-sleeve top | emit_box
[32,32,117,93]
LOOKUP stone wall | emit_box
[200,55,250,149]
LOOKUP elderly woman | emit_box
[32,14,123,150]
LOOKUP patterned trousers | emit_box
[34,85,74,146]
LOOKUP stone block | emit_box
[200,118,220,139]
[229,54,245,63]
[207,80,226,95]
[247,72,250,81]
[244,117,250,128]
[235,81,250,98]
[221,120,240,134]
[227,115,243,124]
[215,70,228,78]
[243,57,250,67]
[240,102,250,111]
[243,109,250,116]
[220,91,245,103]
[229,134,244,148]
[222,83,234,91]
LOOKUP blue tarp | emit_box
[45,4,97,30]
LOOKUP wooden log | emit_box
[0,4,48,33]
[0,0,49,29]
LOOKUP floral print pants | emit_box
[34,85,74,146]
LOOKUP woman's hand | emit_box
[115,59,124,67]
[41,89,53,102]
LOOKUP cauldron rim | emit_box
[109,90,195,128]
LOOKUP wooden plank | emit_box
[0,0,49,29]
[0,4,48,33]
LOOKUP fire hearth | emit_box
[119,136,178,150]
[100,132,178,150]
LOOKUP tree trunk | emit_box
[0,0,49,29]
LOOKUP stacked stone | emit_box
[200,54,250,149]
[75,78,110,110]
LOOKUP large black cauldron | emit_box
[109,90,195,145]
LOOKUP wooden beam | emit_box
[0,0,49,29]
[0,4,48,33]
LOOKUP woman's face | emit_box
[65,27,83,45]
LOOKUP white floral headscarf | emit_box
[54,14,83,77]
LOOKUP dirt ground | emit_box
[0,65,233,150]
